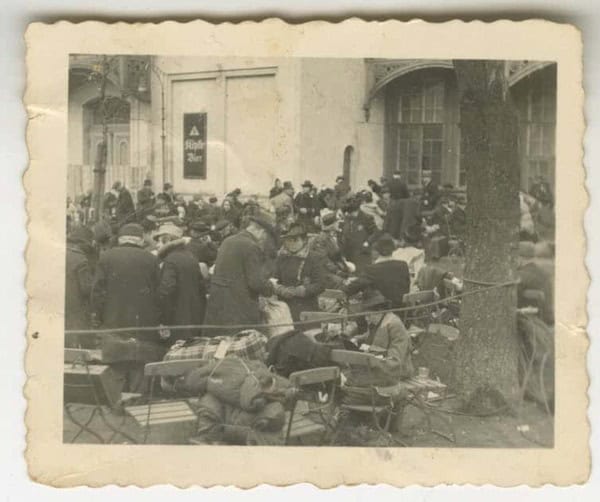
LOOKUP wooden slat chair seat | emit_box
[124,358,208,444]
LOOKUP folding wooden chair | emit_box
[329,350,402,435]
[63,348,137,444]
[284,366,340,445]
[124,359,208,444]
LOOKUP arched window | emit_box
[118,140,129,166]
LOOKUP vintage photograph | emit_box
[63,54,556,448]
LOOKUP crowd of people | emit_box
[65,170,555,393]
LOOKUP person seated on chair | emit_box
[349,291,415,381]
[343,233,410,310]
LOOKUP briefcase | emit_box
[64,363,125,407]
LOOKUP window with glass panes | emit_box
[523,73,556,183]
[396,81,444,186]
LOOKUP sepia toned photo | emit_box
[25,20,587,487]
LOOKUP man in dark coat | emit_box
[113,181,136,225]
[186,220,218,268]
[91,223,162,392]
[204,211,275,336]
[155,223,207,340]
[65,226,95,346]
[384,170,411,240]
[344,234,410,309]
[340,198,379,273]
[309,212,350,289]
[420,171,441,213]
[272,223,327,322]
[136,179,155,219]
[91,223,160,331]
[294,180,317,232]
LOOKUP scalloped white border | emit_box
[24,18,587,488]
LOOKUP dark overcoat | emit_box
[340,211,379,272]
[158,242,207,339]
[204,230,273,335]
[91,244,160,339]
[116,188,136,224]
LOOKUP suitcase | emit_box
[64,363,125,407]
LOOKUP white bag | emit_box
[260,297,294,338]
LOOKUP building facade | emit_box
[68,56,556,200]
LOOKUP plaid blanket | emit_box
[164,329,268,362]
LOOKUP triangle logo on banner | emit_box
[189,125,200,136]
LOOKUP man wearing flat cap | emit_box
[204,208,276,336]
[186,220,218,268]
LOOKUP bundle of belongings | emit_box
[172,356,293,444]
[164,329,268,363]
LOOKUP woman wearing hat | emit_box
[271,223,327,322]
[294,180,317,232]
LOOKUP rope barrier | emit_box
[65,278,519,337]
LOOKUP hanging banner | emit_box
[183,112,207,179]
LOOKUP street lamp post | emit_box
[146,63,167,186]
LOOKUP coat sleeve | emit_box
[243,243,274,297]
[380,319,413,379]
[302,254,328,298]
[75,259,93,300]
[158,259,178,323]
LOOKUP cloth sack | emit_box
[259,297,294,337]
[392,247,425,281]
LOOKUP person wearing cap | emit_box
[204,196,221,225]
[211,219,237,247]
[136,179,155,219]
[269,178,284,199]
[271,223,327,322]
[359,190,385,230]
[204,209,276,336]
[270,181,295,223]
[333,175,352,211]
[154,222,207,340]
[186,220,218,268]
[340,197,379,273]
[420,170,441,213]
[91,223,161,391]
[349,291,415,381]
[226,188,243,212]
[294,180,317,232]
[65,226,95,340]
[112,181,136,225]
[344,233,410,310]
[309,212,350,288]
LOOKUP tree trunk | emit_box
[451,60,521,405]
